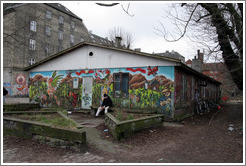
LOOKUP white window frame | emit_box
[30,21,37,32]
[29,39,36,50]
[45,25,51,36]
[58,30,63,40]
[58,46,63,52]
[71,21,75,29]
[59,16,64,24]
[46,10,52,19]
[45,44,51,56]
[29,58,35,66]
[70,34,74,43]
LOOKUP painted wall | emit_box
[29,66,175,118]
[174,67,220,119]
[3,72,29,97]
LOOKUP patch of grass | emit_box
[16,114,77,129]
[127,114,134,120]
[116,111,122,121]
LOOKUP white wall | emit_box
[30,45,178,72]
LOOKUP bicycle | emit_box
[196,99,210,115]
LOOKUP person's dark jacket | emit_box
[3,87,8,96]
[102,96,112,107]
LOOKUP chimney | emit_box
[115,36,122,48]
[191,54,202,72]
[197,49,204,63]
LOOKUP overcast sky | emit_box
[61,2,199,61]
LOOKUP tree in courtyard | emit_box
[107,27,135,49]
[155,3,243,90]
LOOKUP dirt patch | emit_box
[3,103,243,163]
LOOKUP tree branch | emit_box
[121,3,135,17]
[95,3,119,7]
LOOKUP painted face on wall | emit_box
[15,73,27,92]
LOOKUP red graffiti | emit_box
[147,66,158,76]
[75,69,94,76]
[126,68,146,74]
[16,84,26,91]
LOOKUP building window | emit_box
[181,74,187,101]
[45,44,51,56]
[46,10,52,19]
[71,21,75,29]
[29,39,36,50]
[45,25,51,36]
[58,30,63,40]
[30,21,37,32]
[58,46,63,52]
[70,34,74,43]
[59,16,64,24]
[113,73,129,97]
[80,37,85,42]
[29,58,35,66]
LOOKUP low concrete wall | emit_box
[3,117,86,152]
[105,113,164,140]
[3,103,40,112]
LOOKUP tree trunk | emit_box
[200,3,243,90]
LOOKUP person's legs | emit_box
[105,106,109,113]
[95,106,103,116]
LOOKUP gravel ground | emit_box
[3,102,243,163]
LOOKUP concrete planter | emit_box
[105,113,164,140]
[3,111,86,152]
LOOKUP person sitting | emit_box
[95,94,112,117]
[3,87,8,103]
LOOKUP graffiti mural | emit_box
[3,83,12,96]
[7,73,29,97]
[29,66,174,117]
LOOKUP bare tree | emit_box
[96,3,134,17]
[108,27,135,49]
[155,3,243,90]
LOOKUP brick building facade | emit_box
[186,50,239,100]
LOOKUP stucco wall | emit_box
[29,45,177,72]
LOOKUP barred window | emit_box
[59,16,64,24]
[45,25,51,36]
[29,39,36,50]
[71,21,75,29]
[30,21,37,32]
[29,58,35,66]
[45,44,51,56]
[70,34,74,43]
[46,10,52,19]
[58,30,63,40]
[113,73,129,98]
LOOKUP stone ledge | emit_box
[105,113,164,140]
[3,116,86,152]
